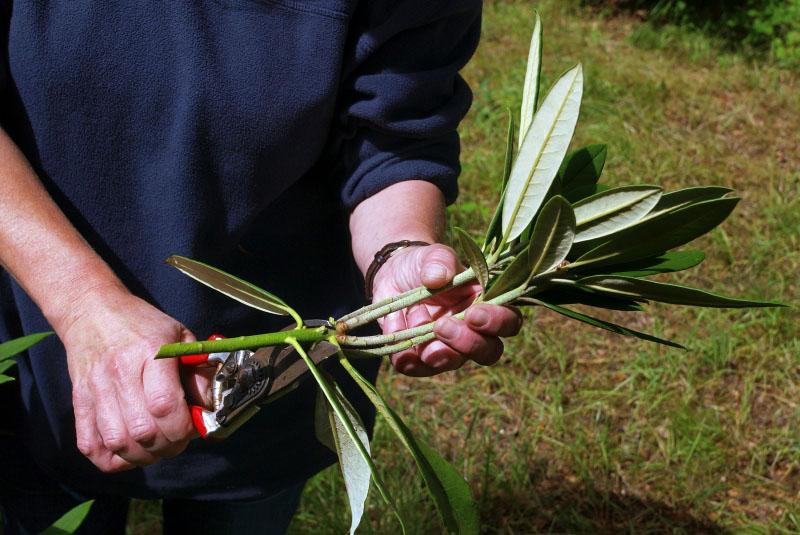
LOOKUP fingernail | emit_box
[423,263,448,283]
[436,318,457,339]
[468,307,489,328]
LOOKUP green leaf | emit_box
[483,244,532,302]
[605,251,706,278]
[41,500,94,535]
[340,357,479,535]
[316,381,371,535]
[529,288,645,311]
[483,110,516,253]
[528,196,576,277]
[573,186,662,242]
[533,299,685,349]
[519,11,543,148]
[559,144,608,203]
[576,276,784,308]
[502,64,583,243]
[0,360,17,374]
[569,197,740,270]
[0,332,53,361]
[0,375,15,384]
[455,227,490,290]
[643,186,733,220]
[166,256,299,321]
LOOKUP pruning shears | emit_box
[180,320,338,439]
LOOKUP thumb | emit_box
[416,244,460,290]
[178,329,215,409]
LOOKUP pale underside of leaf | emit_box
[573,186,662,242]
[0,331,53,361]
[293,341,404,534]
[576,276,783,308]
[339,357,478,534]
[166,255,292,317]
[519,12,543,149]
[502,64,583,242]
[318,383,371,535]
[528,196,576,277]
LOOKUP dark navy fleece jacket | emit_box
[0,0,480,499]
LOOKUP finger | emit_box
[92,376,159,465]
[418,244,460,290]
[405,303,432,328]
[93,449,137,473]
[110,349,177,455]
[177,328,215,410]
[73,380,137,472]
[434,317,504,366]
[464,305,523,337]
[418,339,465,373]
[142,356,195,444]
[391,347,436,377]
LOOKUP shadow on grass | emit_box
[480,472,728,534]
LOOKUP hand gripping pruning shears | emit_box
[179,320,338,439]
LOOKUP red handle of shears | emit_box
[180,334,225,438]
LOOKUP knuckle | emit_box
[147,391,181,419]
[102,433,128,453]
[76,438,96,457]
[128,419,158,443]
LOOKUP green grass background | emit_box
[129,1,799,532]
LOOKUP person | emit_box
[0,1,520,532]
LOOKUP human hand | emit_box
[371,244,522,377]
[55,284,211,473]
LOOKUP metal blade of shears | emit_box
[258,339,339,403]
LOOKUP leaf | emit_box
[569,197,740,270]
[455,227,490,290]
[529,288,645,311]
[166,256,297,319]
[340,357,479,535]
[502,64,583,242]
[314,388,336,452]
[483,110,516,253]
[605,251,706,278]
[576,276,784,308]
[0,332,53,361]
[643,186,733,220]
[573,186,662,242]
[41,500,94,535]
[289,339,404,534]
[559,144,608,203]
[317,380,371,535]
[533,299,686,349]
[483,244,532,302]
[519,11,543,148]
[0,375,15,385]
[527,196,576,276]
[0,360,17,374]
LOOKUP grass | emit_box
[129,1,799,532]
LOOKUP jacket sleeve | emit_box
[333,0,482,209]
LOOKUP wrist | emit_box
[43,260,128,336]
